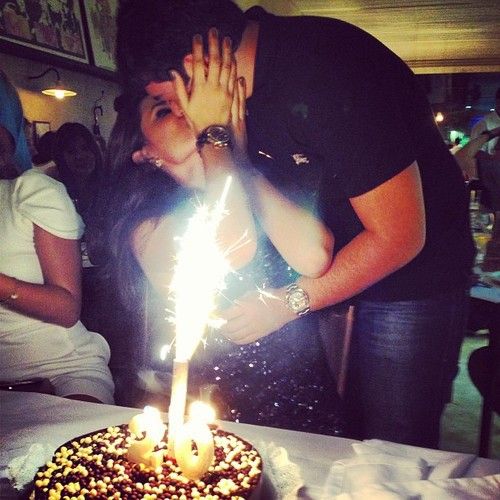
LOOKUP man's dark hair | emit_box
[116,0,246,92]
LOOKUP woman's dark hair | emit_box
[53,122,103,205]
[117,0,246,92]
[87,92,189,311]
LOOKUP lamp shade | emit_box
[28,68,77,99]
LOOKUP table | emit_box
[470,275,500,458]
[1,392,500,499]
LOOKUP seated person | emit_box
[32,130,57,177]
[52,122,104,225]
[0,70,114,404]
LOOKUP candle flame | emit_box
[189,401,216,424]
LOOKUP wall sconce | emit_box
[28,67,77,99]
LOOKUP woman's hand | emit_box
[171,28,236,136]
[218,288,296,345]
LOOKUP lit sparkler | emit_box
[167,176,234,455]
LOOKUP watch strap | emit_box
[285,283,310,317]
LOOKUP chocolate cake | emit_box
[31,424,262,499]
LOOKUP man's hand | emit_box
[172,28,236,136]
[219,288,296,344]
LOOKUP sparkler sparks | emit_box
[168,175,234,362]
[166,175,236,455]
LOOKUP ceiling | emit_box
[236,0,500,73]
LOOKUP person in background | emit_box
[471,87,500,155]
[0,70,114,404]
[454,126,500,182]
[0,69,31,173]
[116,0,475,448]
[32,130,57,176]
[52,122,104,225]
[90,35,344,434]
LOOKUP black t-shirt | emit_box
[244,7,475,301]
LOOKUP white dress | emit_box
[0,170,114,403]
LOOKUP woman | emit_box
[95,33,343,433]
[52,122,104,225]
[0,70,114,404]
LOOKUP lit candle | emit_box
[174,401,216,480]
[167,359,189,456]
[128,406,166,468]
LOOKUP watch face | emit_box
[206,126,230,146]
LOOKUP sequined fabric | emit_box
[190,235,345,436]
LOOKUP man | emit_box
[471,87,500,155]
[116,0,475,448]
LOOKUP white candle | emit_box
[174,401,216,481]
[167,359,189,456]
[128,406,166,467]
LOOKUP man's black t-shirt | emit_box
[244,7,475,301]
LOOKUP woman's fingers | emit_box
[170,71,189,113]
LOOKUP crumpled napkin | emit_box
[333,473,500,499]
[323,439,478,498]
[353,439,476,479]
[257,441,304,499]
[7,443,56,491]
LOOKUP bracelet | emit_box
[0,278,19,303]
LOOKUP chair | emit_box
[467,300,500,457]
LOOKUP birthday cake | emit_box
[31,424,262,499]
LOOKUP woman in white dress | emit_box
[0,70,114,403]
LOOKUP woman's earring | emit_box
[150,157,164,168]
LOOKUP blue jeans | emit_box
[346,288,469,448]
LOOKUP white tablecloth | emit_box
[1,391,499,499]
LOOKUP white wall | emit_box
[1,52,121,143]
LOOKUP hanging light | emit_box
[28,67,77,99]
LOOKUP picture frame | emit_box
[0,0,89,63]
[80,0,118,71]
[33,121,51,148]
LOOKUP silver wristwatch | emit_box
[285,283,310,316]
[196,125,232,152]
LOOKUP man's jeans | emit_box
[346,288,469,448]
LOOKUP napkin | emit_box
[353,439,476,479]
[323,439,478,498]
[333,473,500,499]
[7,443,56,491]
[257,441,304,499]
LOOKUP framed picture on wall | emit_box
[0,1,89,63]
[33,121,51,148]
[81,0,118,71]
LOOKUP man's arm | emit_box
[299,161,425,309]
[220,162,426,344]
